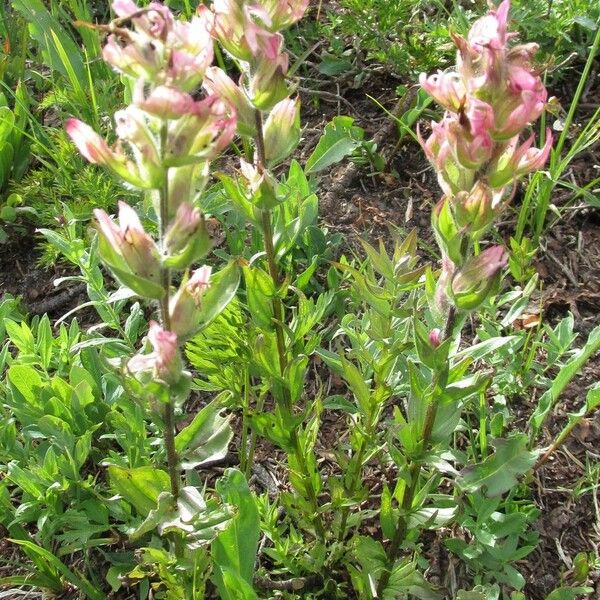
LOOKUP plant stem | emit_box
[337,437,367,542]
[245,389,266,481]
[254,109,326,540]
[240,366,250,476]
[376,306,458,596]
[158,123,181,558]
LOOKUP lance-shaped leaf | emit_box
[529,324,600,439]
[212,469,259,600]
[108,466,171,516]
[196,260,241,332]
[305,116,363,174]
[458,434,538,497]
[175,395,233,469]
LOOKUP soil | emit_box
[0,13,599,600]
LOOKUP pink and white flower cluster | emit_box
[419,0,552,234]
[65,0,240,384]
[202,0,305,169]
[419,1,553,313]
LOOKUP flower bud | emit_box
[240,159,278,210]
[94,201,164,299]
[134,84,195,119]
[263,98,301,166]
[167,163,210,218]
[429,328,442,348]
[66,118,148,188]
[102,34,164,81]
[169,266,212,340]
[467,0,510,52]
[203,67,256,137]
[113,107,162,187]
[452,181,494,233]
[166,96,236,165]
[451,245,508,310]
[246,54,290,111]
[113,1,174,40]
[259,0,309,31]
[128,321,182,385]
[419,71,466,112]
[488,130,553,188]
[166,11,214,91]
[212,0,278,62]
[163,203,212,268]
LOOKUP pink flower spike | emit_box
[65,118,113,165]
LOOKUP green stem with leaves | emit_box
[376,304,458,596]
[254,109,326,541]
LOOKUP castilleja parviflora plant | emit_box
[61,0,562,595]
[65,0,314,558]
[373,0,554,594]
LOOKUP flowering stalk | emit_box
[378,1,553,593]
[66,0,237,554]
[204,0,324,539]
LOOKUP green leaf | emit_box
[4,319,35,354]
[455,336,521,361]
[7,539,104,600]
[305,116,362,174]
[212,469,259,599]
[108,466,171,516]
[546,587,594,600]
[243,265,275,331]
[458,434,538,497]
[175,396,233,469]
[380,484,395,540]
[196,261,241,331]
[341,358,371,416]
[7,364,43,404]
[530,324,600,436]
[12,0,85,82]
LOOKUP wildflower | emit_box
[451,245,508,309]
[263,97,301,165]
[203,67,257,137]
[169,266,212,340]
[93,201,164,298]
[66,118,149,188]
[128,321,182,383]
